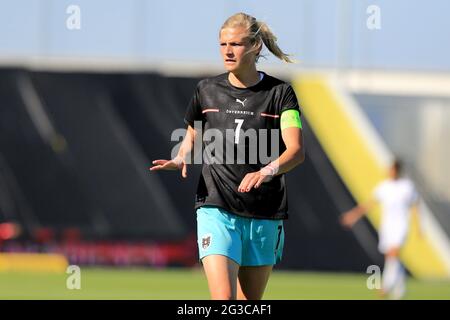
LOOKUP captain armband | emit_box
[280,109,302,130]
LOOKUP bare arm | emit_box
[238,126,305,192]
[340,199,377,228]
[275,126,306,174]
[149,125,196,178]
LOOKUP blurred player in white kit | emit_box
[340,159,421,299]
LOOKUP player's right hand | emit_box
[149,157,188,178]
[339,211,358,228]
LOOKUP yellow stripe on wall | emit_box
[0,253,68,273]
[293,75,449,278]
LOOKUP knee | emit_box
[386,248,400,258]
[211,290,236,300]
[237,290,263,300]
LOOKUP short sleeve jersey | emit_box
[373,178,418,228]
[184,72,301,220]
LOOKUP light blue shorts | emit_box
[196,206,285,266]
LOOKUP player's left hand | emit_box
[238,170,273,193]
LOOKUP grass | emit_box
[0,267,449,300]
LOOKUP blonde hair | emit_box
[220,12,292,63]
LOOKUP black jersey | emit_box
[184,72,301,220]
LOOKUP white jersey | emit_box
[373,178,418,253]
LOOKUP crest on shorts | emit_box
[201,233,212,250]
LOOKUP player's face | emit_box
[389,166,398,179]
[219,27,258,73]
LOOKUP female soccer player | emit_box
[340,159,421,299]
[150,12,305,300]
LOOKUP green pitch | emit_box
[0,268,449,300]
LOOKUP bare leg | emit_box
[236,265,273,300]
[381,247,403,298]
[202,255,240,300]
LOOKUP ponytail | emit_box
[254,21,292,63]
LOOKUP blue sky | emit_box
[0,0,449,71]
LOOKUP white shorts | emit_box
[378,223,408,254]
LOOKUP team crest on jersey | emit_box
[201,233,212,250]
